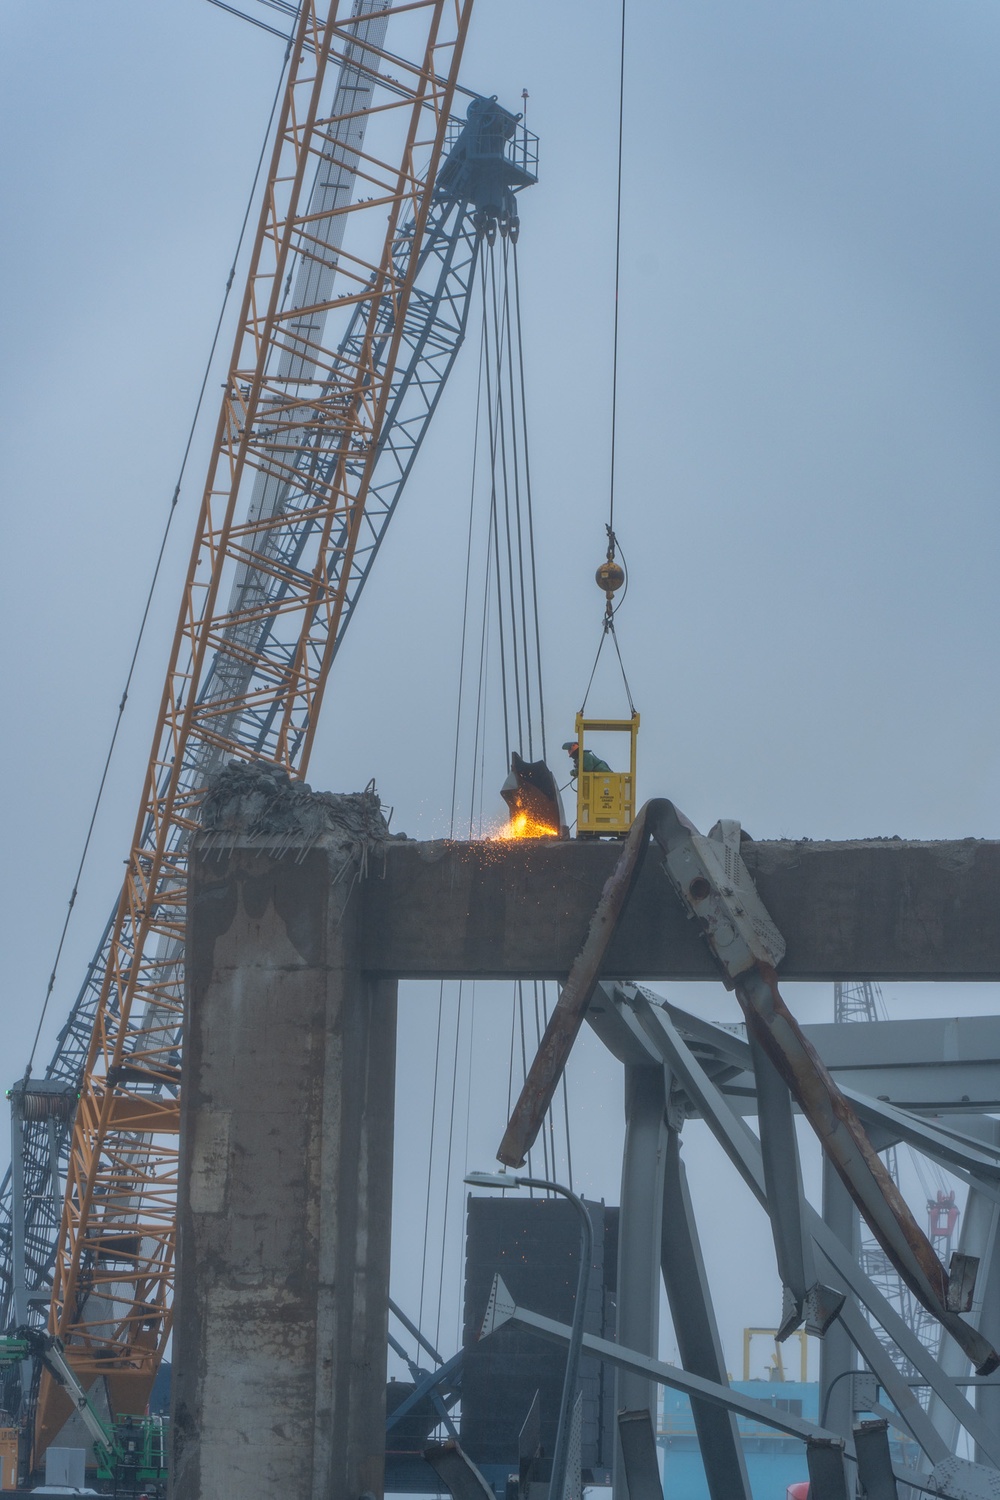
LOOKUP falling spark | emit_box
[488,809,559,842]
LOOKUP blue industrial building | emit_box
[659,1380,816,1500]
[659,1380,920,1499]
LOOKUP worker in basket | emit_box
[562,740,611,777]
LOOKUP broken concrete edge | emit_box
[179,785,398,1498]
[198,763,406,874]
[198,767,997,867]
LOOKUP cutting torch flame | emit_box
[489,809,559,841]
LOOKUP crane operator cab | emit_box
[564,711,639,837]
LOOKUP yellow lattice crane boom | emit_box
[33,0,481,1456]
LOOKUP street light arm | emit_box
[465,1169,593,1500]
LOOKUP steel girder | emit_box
[602,984,1000,1474]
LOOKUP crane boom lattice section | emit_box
[29,0,481,1452]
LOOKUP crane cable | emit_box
[579,0,632,721]
[481,234,569,1193]
[416,218,575,1350]
[24,34,295,1076]
[416,304,491,1345]
[609,0,627,537]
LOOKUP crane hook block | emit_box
[595,559,625,596]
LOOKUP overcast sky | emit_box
[2,0,1000,1417]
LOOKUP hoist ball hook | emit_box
[595,558,625,596]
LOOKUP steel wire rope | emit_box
[432,984,467,1348]
[511,239,548,763]
[456,966,480,1357]
[578,528,636,717]
[511,236,573,1188]
[421,217,563,1349]
[511,237,575,1185]
[575,0,634,730]
[429,245,542,1336]
[431,236,536,1347]
[417,295,490,1339]
[448,303,489,838]
[24,34,295,1076]
[416,981,448,1339]
[608,0,627,533]
[204,0,297,39]
[517,982,538,1194]
[419,255,521,1345]
[539,980,574,1192]
[578,610,637,718]
[499,236,535,759]
[480,249,513,760]
[531,982,552,1184]
[491,237,538,764]
[466,535,495,837]
[485,243,523,756]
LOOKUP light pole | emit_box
[465,1170,594,1500]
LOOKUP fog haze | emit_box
[2,0,999,1389]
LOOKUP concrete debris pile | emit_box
[199,762,404,872]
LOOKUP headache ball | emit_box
[595,559,625,594]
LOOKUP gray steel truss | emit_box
[480,1273,988,1499]
[584,981,1000,1500]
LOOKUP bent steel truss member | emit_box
[498,799,1000,1379]
[611,985,1000,1470]
[649,799,998,1377]
[475,1273,992,1499]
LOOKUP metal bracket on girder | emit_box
[656,813,785,983]
[478,1272,517,1338]
[423,1440,497,1500]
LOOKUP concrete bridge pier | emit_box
[171,774,1000,1499]
[173,830,396,1500]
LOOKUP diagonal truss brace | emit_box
[613,986,1000,1470]
[476,1272,989,1499]
[499,797,1000,1377]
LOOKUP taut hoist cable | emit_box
[25,35,295,1076]
[579,524,634,717]
[608,0,627,534]
[565,0,639,841]
[579,0,632,722]
[584,0,633,716]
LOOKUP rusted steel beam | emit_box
[497,805,655,1168]
[646,799,1000,1377]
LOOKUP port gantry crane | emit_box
[0,0,537,1462]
